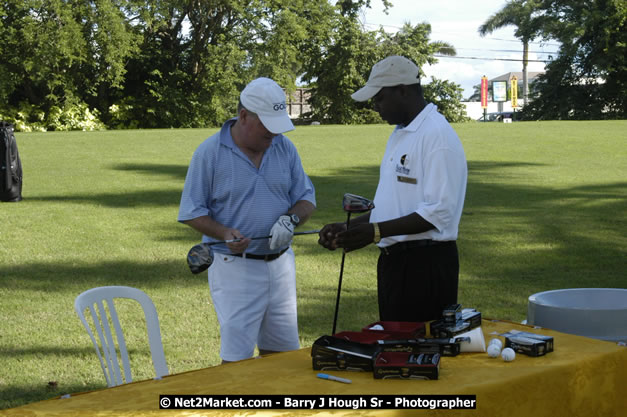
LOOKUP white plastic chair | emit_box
[74,286,168,387]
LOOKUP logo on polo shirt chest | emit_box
[395,153,410,175]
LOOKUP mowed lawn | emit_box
[1,120,625,409]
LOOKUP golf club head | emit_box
[187,242,214,274]
[343,193,375,213]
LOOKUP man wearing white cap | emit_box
[179,77,316,362]
[319,56,467,322]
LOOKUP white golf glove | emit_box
[269,215,295,250]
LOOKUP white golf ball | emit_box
[488,338,503,350]
[501,347,516,362]
[487,344,501,358]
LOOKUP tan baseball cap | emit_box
[351,56,421,102]
[240,77,294,134]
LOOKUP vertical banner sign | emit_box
[511,76,518,108]
[480,76,488,108]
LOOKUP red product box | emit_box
[362,321,426,339]
[333,331,392,344]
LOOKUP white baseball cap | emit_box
[240,77,294,134]
[351,56,421,102]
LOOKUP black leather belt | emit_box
[230,247,288,261]
[380,240,446,255]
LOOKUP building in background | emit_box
[285,88,312,123]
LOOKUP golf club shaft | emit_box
[208,229,320,245]
[331,213,351,335]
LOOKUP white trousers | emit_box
[208,248,299,361]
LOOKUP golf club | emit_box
[186,229,320,274]
[332,193,375,335]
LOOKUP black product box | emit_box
[501,331,554,357]
[373,352,440,380]
[505,336,548,357]
[461,310,482,328]
[443,304,462,325]
[311,335,380,371]
[430,312,482,338]
[375,337,466,357]
[501,330,554,353]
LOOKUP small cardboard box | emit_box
[373,351,440,380]
[376,337,463,357]
[505,336,549,357]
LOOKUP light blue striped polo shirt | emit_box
[178,118,316,254]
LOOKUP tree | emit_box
[423,77,471,123]
[478,0,544,106]
[522,0,626,119]
[0,0,138,130]
[114,0,338,128]
[1,0,469,129]
[301,19,463,123]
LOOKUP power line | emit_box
[361,22,561,47]
[434,54,551,63]
[489,37,560,47]
[456,47,558,55]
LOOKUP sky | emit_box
[361,0,559,98]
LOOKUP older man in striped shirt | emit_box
[178,78,316,363]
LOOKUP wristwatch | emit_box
[287,213,300,226]
[372,222,381,244]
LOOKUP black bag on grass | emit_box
[0,121,23,202]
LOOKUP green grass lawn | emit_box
[1,121,626,409]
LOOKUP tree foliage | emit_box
[0,0,139,131]
[1,0,468,130]
[522,0,626,120]
[302,20,465,124]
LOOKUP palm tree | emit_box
[478,0,543,106]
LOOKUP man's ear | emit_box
[238,107,248,123]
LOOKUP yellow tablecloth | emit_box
[3,319,626,417]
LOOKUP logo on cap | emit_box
[273,102,287,111]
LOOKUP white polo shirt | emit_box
[370,103,467,246]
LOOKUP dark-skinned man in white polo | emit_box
[318,56,467,322]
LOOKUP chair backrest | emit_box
[74,286,168,387]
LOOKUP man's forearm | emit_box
[183,216,230,241]
[288,200,316,226]
[377,212,435,238]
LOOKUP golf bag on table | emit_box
[0,122,23,202]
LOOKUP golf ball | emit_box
[487,344,501,358]
[488,338,503,350]
[501,347,516,362]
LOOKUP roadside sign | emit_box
[511,76,518,108]
[481,76,488,109]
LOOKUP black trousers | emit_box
[376,241,459,322]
